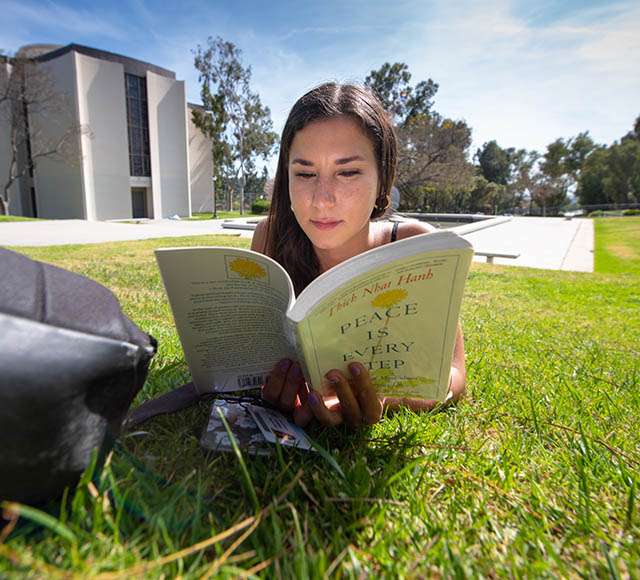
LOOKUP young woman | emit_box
[251,83,466,428]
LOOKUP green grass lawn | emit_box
[594,216,640,275]
[0,215,40,222]
[1,231,639,578]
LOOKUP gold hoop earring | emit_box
[375,195,390,212]
[290,204,295,213]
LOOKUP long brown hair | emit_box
[262,83,397,295]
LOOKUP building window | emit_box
[125,74,150,177]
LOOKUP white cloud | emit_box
[384,0,640,153]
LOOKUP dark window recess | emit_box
[125,74,151,177]
[131,188,147,218]
[30,187,38,218]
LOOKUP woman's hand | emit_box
[261,358,307,415]
[261,346,465,428]
[261,360,382,428]
[296,362,383,428]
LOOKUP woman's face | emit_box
[288,116,379,255]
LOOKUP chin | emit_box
[309,238,341,251]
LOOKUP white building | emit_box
[0,43,213,220]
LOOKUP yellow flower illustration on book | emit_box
[368,289,408,366]
[367,288,434,397]
[229,258,266,280]
[370,289,408,308]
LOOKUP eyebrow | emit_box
[290,155,364,166]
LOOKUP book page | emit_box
[156,247,296,393]
[294,247,472,401]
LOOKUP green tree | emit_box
[531,133,596,215]
[467,177,512,214]
[365,62,474,211]
[395,113,474,210]
[533,138,575,215]
[576,118,639,208]
[563,131,596,177]
[622,114,640,142]
[576,146,609,206]
[476,141,511,185]
[193,37,277,215]
[507,149,540,212]
[364,62,438,125]
[602,139,640,204]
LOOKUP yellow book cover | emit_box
[156,229,473,400]
[291,245,472,401]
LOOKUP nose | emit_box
[311,177,335,207]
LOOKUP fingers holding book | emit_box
[262,358,306,413]
[307,363,383,428]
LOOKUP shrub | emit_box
[622,208,640,216]
[251,199,271,214]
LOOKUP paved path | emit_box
[0,218,255,247]
[464,216,593,272]
[0,215,594,272]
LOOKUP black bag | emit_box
[0,248,156,504]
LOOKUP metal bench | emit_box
[474,251,520,264]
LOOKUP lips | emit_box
[311,220,341,231]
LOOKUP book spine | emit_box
[288,318,316,389]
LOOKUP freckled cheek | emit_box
[343,184,377,208]
[290,190,315,211]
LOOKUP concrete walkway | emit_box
[464,216,593,272]
[0,217,256,247]
[0,215,594,272]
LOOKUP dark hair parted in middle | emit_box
[262,82,398,295]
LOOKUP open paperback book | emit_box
[155,229,473,402]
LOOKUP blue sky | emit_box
[2,0,638,167]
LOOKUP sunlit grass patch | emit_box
[594,216,640,274]
[2,235,639,578]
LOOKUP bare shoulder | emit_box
[394,219,437,241]
[251,218,269,254]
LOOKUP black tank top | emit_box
[390,221,399,243]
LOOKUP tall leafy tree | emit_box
[576,146,609,206]
[476,141,511,185]
[576,118,639,207]
[602,139,640,204]
[365,62,438,125]
[508,149,540,212]
[563,131,596,178]
[193,37,277,214]
[365,62,474,211]
[532,133,596,214]
[395,113,474,210]
[530,139,572,215]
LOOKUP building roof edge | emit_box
[34,43,176,80]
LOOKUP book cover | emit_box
[156,247,296,393]
[294,248,470,401]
